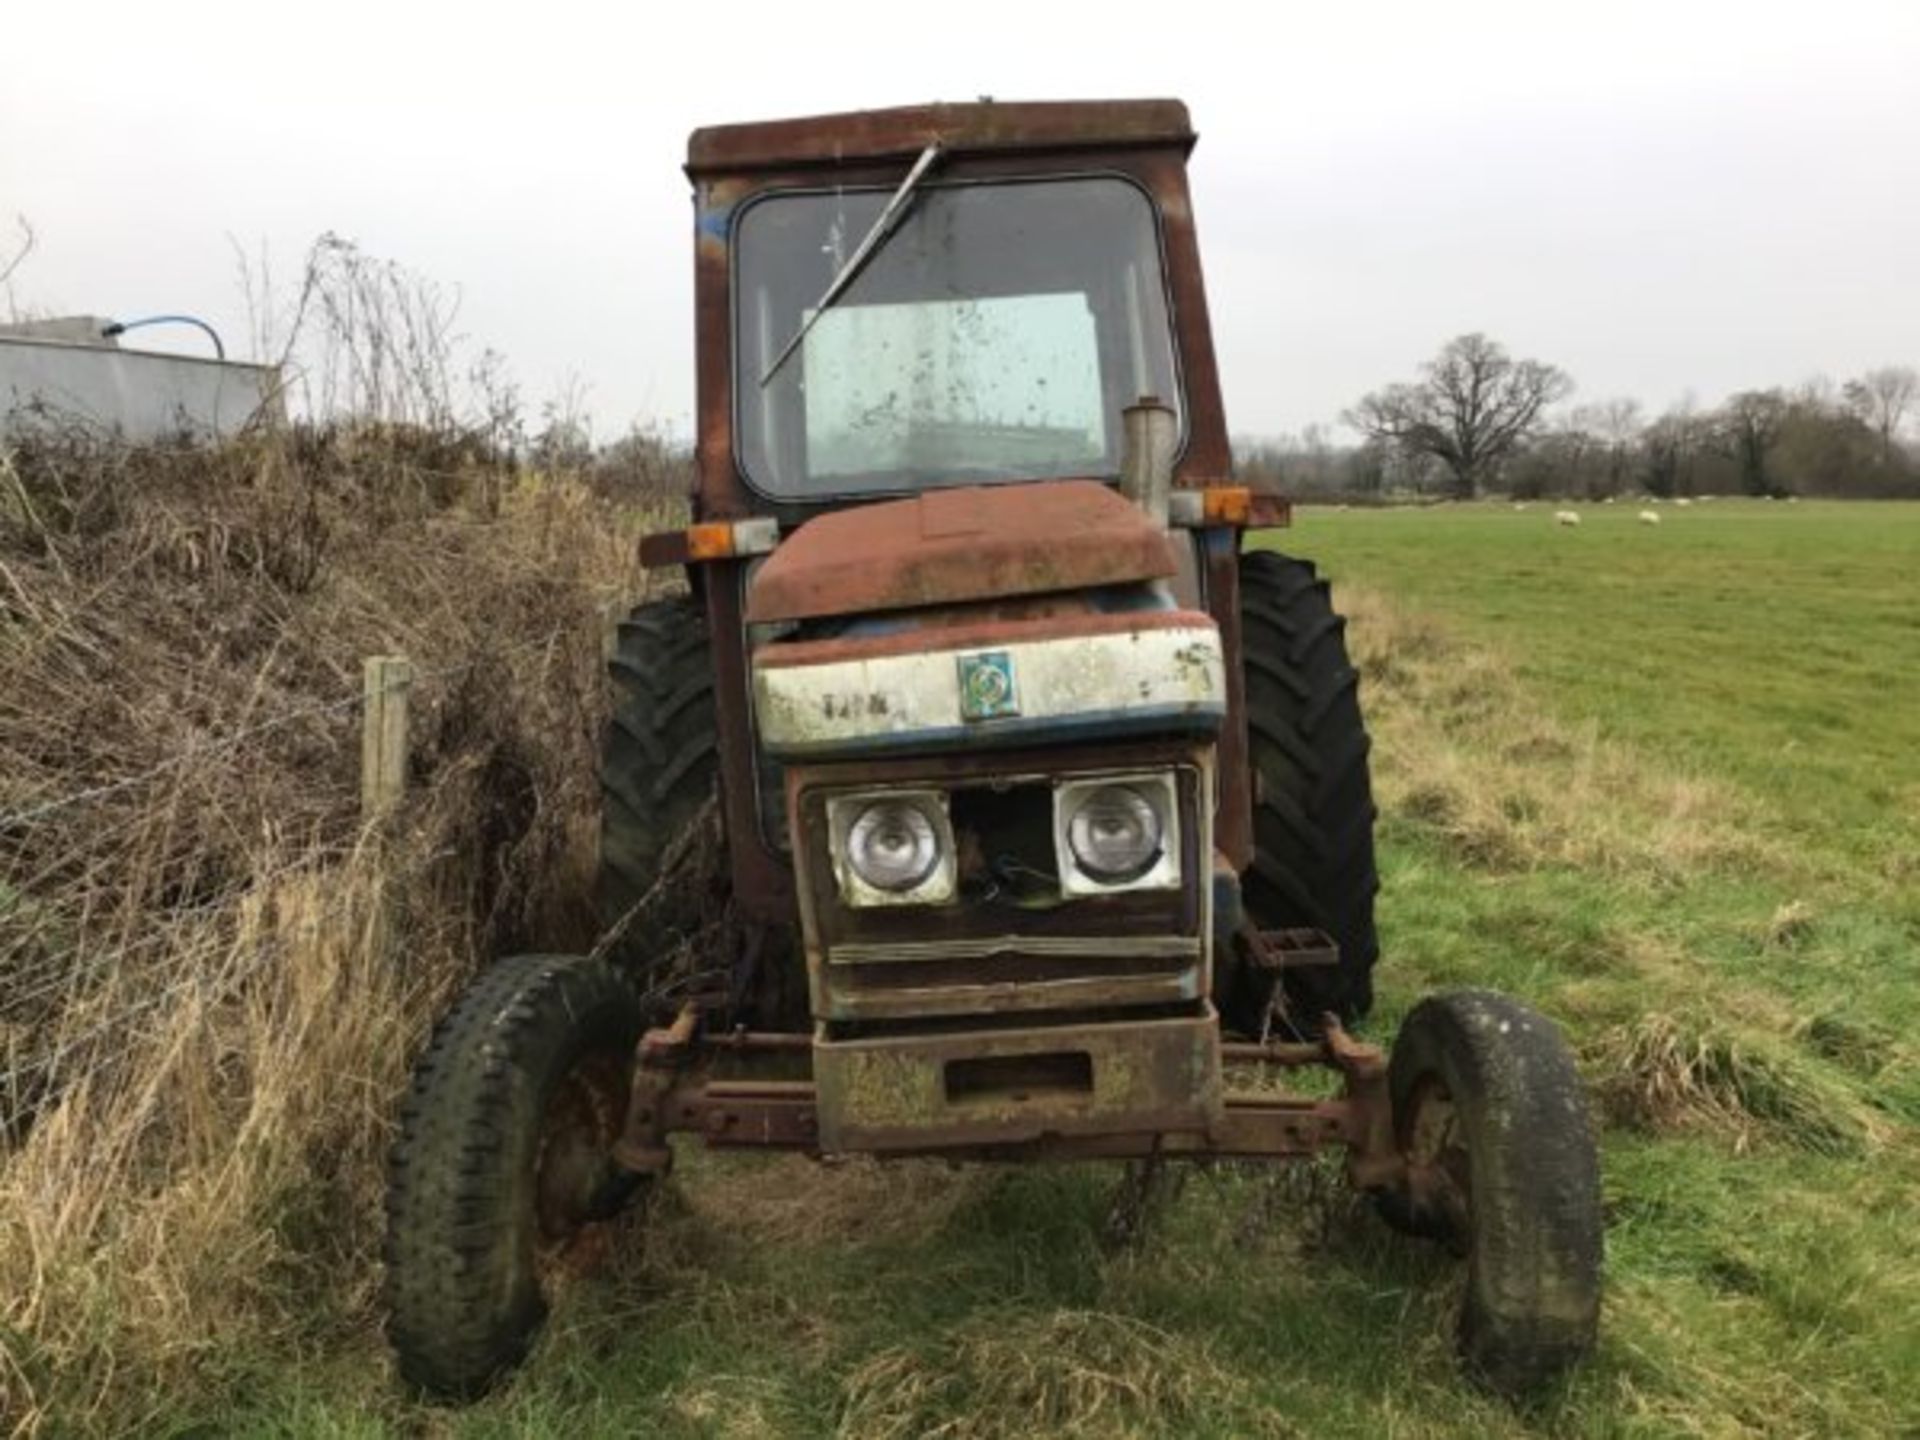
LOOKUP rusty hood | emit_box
[745,481,1178,624]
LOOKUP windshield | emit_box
[735,177,1183,499]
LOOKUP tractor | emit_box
[383,100,1603,1402]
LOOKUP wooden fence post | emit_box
[601,598,624,663]
[361,655,413,824]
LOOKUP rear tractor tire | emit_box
[1227,549,1380,1032]
[384,954,646,1400]
[598,595,724,977]
[1376,989,1604,1398]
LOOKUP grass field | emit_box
[116,500,1920,1435]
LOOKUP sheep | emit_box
[1638,510,1661,525]
[1675,497,1693,507]
[1554,510,1581,527]
[1512,501,1530,511]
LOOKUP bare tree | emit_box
[1,215,35,320]
[1345,333,1572,498]
[1842,366,1919,466]
[1591,398,1643,496]
[1722,389,1791,496]
[1642,400,1706,497]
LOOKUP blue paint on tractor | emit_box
[761,701,1224,760]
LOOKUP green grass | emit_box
[192,500,1920,1437]
[1299,498,1920,878]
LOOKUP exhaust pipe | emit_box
[1119,395,1177,525]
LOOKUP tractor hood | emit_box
[744,480,1179,625]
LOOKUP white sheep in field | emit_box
[1675,497,1693,507]
[1554,510,1581,527]
[1638,510,1662,525]
[1512,501,1529,511]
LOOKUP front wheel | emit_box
[384,954,645,1399]
[1376,990,1603,1397]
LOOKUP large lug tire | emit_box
[1229,549,1380,1030]
[597,596,722,967]
[384,954,645,1400]
[1377,989,1604,1397]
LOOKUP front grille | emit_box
[794,750,1211,1031]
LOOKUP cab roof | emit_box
[686,99,1194,177]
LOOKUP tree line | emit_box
[1237,334,1920,501]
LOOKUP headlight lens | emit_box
[845,799,942,892]
[1064,784,1164,883]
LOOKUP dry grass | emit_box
[1587,1008,1893,1156]
[1338,588,1781,883]
[0,420,680,1433]
[1336,585,1902,1163]
[679,1154,993,1250]
[836,1308,1259,1440]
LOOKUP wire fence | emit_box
[0,624,577,834]
[0,617,588,1130]
[0,844,455,1131]
[0,690,368,833]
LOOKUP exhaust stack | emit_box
[1119,395,1178,525]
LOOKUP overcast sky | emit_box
[5,0,1917,442]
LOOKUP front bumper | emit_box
[812,1007,1223,1152]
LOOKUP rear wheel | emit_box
[384,954,645,1399]
[597,596,722,977]
[1377,990,1603,1397]
[1227,549,1380,1031]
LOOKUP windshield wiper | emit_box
[758,142,942,388]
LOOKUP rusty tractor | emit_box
[383,101,1603,1401]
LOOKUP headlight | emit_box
[847,800,940,891]
[1055,773,1180,894]
[828,791,955,906]
[1065,785,1163,882]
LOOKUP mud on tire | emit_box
[1228,549,1380,1030]
[384,954,644,1399]
[1378,989,1604,1397]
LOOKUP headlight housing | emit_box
[827,791,955,906]
[1054,773,1180,894]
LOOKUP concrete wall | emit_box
[0,335,280,441]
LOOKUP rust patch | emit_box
[607,1017,1401,1168]
[746,480,1178,624]
[687,99,1195,177]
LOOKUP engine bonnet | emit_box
[744,480,1179,625]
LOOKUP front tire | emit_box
[1377,990,1603,1397]
[384,954,644,1399]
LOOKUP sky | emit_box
[5,0,1918,443]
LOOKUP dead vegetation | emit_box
[0,412,683,1431]
[836,1308,1251,1440]
[1587,1008,1892,1156]
[1339,587,1781,882]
